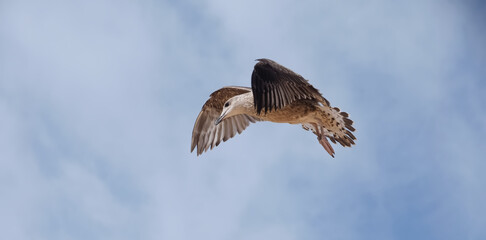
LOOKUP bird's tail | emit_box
[301,106,356,157]
[318,105,356,147]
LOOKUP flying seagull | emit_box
[191,58,356,157]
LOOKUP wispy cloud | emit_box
[1,0,485,239]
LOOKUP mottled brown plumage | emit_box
[191,59,356,157]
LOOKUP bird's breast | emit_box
[258,99,318,124]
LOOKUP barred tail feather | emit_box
[319,106,356,148]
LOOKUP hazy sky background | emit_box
[1,0,485,239]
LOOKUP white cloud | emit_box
[1,0,485,239]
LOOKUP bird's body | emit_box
[191,59,356,157]
[214,90,316,124]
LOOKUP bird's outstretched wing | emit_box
[251,58,330,115]
[191,86,259,156]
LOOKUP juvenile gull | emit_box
[191,58,356,157]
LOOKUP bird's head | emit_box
[215,99,236,125]
[215,95,250,125]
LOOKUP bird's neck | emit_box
[233,92,256,116]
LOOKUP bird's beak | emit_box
[215,112,227,125]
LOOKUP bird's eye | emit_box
[224,102,230,107]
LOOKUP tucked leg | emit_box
[318,135,335,158]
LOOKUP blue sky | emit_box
[1,0,485,239]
